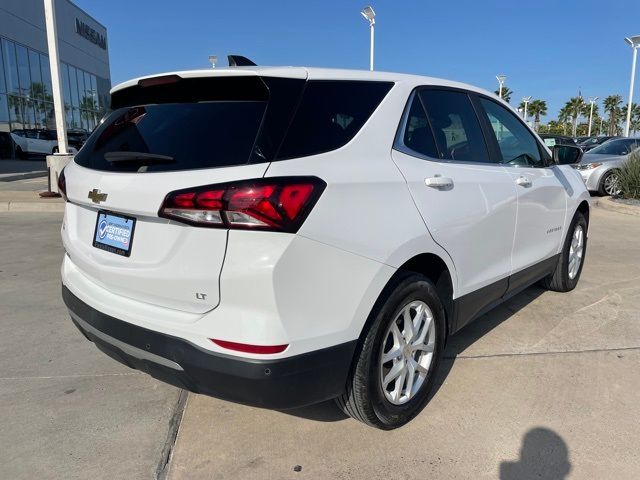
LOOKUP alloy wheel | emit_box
[603,172,620,196]
[568,225,584,280]
[379,300,436,405]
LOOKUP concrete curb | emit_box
[0,191,65,213]
[593,197,640,216]
[0,171,48,182]
[0,202,64,213]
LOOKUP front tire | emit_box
[542,212,587,292]
[336,273,446,429]
[599,170,619,196]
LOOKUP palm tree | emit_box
[527,100,547,131]
[564,97,585,137]
[603,95,623,135]
[494,86,512,103]
[623,103,640,135]
[558,106,571,135]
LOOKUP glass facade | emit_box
[0,36,110,135]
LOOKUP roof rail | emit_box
[228,55,257,67]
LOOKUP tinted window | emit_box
[479,98,543,166]
[276,81,393,159]
[589,138,638,156]
[75,102,267,172]
[419,90,490,163]
[399,93,438,158]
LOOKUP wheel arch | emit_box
[398,253,454,337]
[357,252,455,347]
[576,199,590,227]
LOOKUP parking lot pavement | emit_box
[0,159,47,181]
[0,213,182,480]
[167,207,640,480]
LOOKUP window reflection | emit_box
[0,36,109,142]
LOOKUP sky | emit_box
[76,0,640,121]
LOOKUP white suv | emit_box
[60,66,590,429]
[11,129,78,157]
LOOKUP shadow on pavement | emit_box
[429,285,545,402]
[500,427,571,480]
[284,284,546,423]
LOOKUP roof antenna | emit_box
[228,55,257,67]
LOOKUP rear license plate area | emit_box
[93,211,136,257]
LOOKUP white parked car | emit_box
[11,129,77,158]
[59,65,590,429]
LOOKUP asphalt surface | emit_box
[0,206,638,479]
[0,213,181,479]
[0,159,47,181]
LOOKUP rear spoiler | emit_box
[228,55,257,67]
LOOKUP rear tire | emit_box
[336,272,446,429]
[542,212,587,292]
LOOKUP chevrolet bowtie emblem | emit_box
[88,189,108,204]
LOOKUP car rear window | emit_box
[75,102,267,172]
[276,80,393,159]
[74,76,392,172]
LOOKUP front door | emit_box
[476,97,566,290]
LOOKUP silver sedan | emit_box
[573,138,640,195]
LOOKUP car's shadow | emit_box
[283,284,546,423]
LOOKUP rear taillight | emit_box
[159,177,326,232]
[57,168,67,201]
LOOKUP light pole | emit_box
[361,6,375,71]
[624,35,640,137]
[587,96,598,137]
[522,96,531,123]
[496,74,506,99]
[43,0,67,154]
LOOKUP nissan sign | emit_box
[75,18,106,50]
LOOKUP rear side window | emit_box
[419,90,490,163]
[276,80,393,159]
[399,93,439,158]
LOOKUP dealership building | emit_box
[0,0,110,154]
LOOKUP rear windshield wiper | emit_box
[104,151,175,164]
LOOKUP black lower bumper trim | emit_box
[62,285,356,409]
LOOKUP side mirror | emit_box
[553,144,583,165]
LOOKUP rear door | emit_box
[62,73,306,314]
[475,96,566,287]
[391,88,517,316]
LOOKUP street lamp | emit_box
[496,74,506,99]
[587,96,598,137]
[522,96,532,122]
[624,35,640,137]
[361,6,375,71]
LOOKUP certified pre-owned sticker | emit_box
[93,211,136,257]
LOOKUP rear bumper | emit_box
[62,285,356,409]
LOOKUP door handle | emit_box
[425,176,454,189]
[515,176,532,188]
